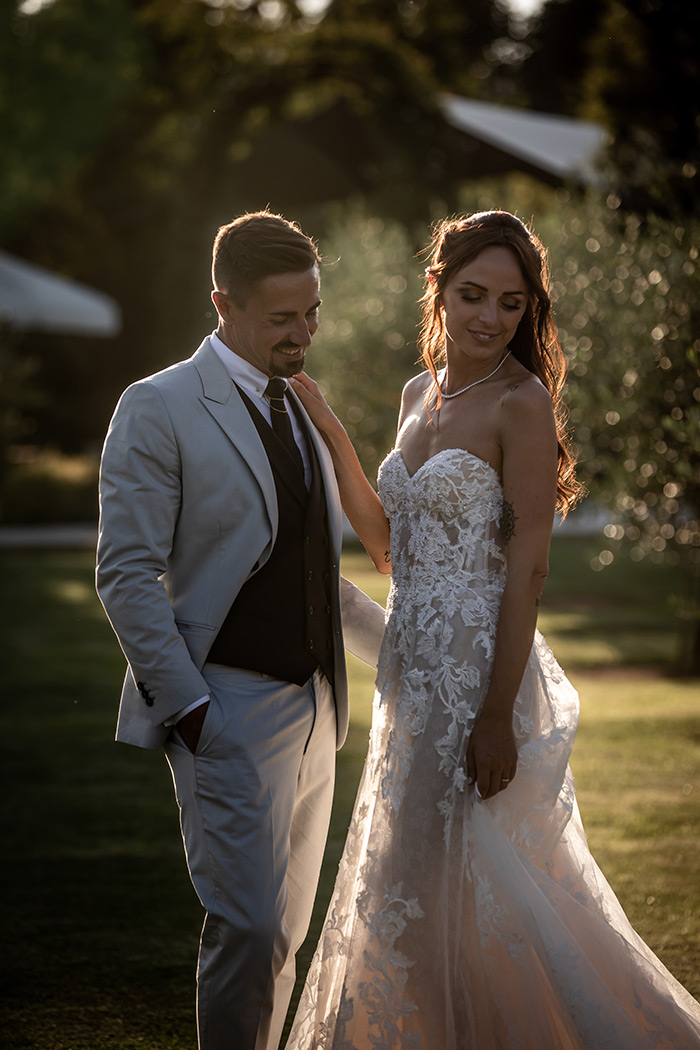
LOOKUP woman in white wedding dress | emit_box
[286,211,700,1049]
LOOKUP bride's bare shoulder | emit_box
[499,369,556,447]
[401,370,432,409]
[397,371,433,430]
[500,369,553,411]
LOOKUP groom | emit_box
[96,210,382,1050]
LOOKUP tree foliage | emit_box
[2,0,465,453]
[0,0,145,237]
[506,0,700,217]
[307,204,423,482]
[305,192,700,671]
[2,0,699,674]
[506,0,608,115]
[536,194,700,670]
[323,0,508,95]
[580,0,700,217]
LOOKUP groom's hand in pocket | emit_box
[178,700,211,753]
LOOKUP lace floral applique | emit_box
[475,874,509,946]
[357,883,424,1048]
[632,991,687,1048]
[374,450,508,824]
[317,991,356,1050]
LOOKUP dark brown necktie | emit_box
[265,376,304,475]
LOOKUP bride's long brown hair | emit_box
[419,210,584,517]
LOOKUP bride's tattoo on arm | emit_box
[500,499,518,545]
[384,550,391,564]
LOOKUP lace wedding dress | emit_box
[286,448,700,1049]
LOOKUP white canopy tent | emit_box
[0,250,121,336]
[442,94,608,184]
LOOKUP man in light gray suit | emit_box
[96,210,383,1050]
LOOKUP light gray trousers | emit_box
[165,664,336,1050]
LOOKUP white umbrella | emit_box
[0,249,121,336]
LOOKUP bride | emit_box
[285,211,700,1049]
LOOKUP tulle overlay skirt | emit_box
[286,632,700,1049]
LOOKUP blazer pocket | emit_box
[175,619,215,633]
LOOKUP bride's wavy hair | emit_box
[419,210,584,516]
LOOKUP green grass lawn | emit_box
[0,541,698,1049]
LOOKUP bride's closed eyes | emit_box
[461,294,522,311]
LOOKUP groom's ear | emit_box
[212,290,238,324]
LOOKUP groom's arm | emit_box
[339,576,386,670]
[96,381,210,727]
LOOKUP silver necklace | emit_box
[440,351,511,400]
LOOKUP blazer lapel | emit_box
[193,342,278,529]
[288,386,344,557]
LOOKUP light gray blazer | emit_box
[96,337,385,750]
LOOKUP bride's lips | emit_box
[468,330,498,342]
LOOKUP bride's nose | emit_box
[477,298,499,325]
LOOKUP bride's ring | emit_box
[500,777,511,783]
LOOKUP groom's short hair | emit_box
[212,210,320,307]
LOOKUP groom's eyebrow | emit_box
[268,299,322,319]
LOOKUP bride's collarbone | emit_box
[397,396,503,477]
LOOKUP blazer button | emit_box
[308,638,315,649]
[307,570,314,581]
[308,604,314,615]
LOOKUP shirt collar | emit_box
[209,330,280,397]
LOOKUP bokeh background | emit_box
[1,0,698,667]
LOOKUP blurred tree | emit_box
[506,0,607,115]
[0,0,146,237]
[502,0,700,217]
[537,194,700,672]
[5,0,460,454]
[322,0,508,96]
[308,204,423,482]
[580,0,700,217]
[0,327,42,494]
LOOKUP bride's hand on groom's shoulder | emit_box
[289,373,342,438]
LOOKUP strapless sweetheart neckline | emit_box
[393,446,501,486]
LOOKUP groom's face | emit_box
[213,266,321,378]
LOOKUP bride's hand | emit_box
[466,712,517,799]
[289,372,343,439]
